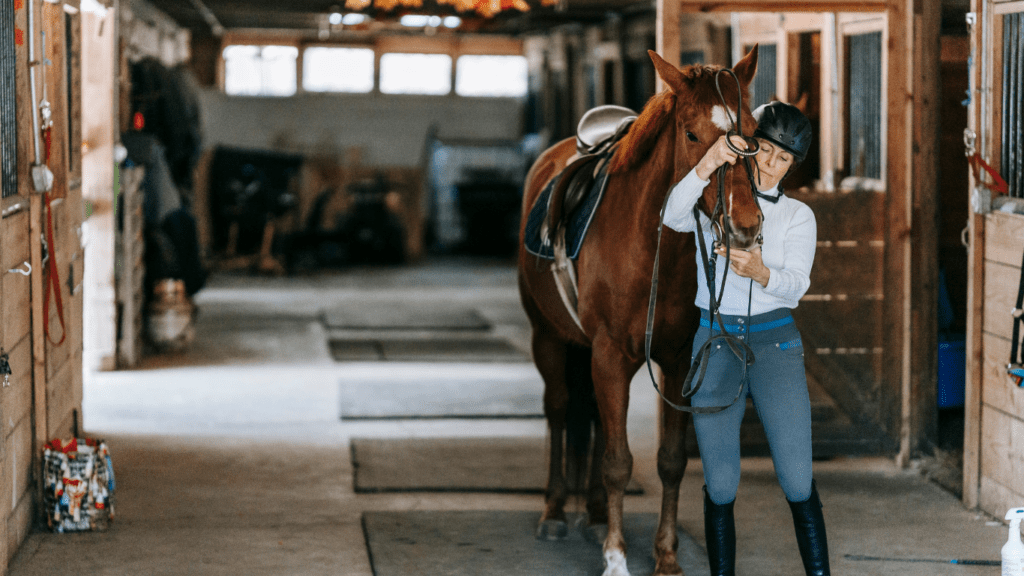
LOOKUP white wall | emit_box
[196,90,525,167]
[196,89,524,165]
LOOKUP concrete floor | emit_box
[8,258,1010,575]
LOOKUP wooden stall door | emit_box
[789,189,888,448]
[964,2,1024,515]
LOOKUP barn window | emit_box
[846,32,883,180]
[1001,12,1024,198]
[303,47,374,93]
[223,45,298,97]
[455,55,528,97]
[379,53,452,95]
[1,0,17,197]
[749,43,776,110]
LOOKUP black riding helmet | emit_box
[752,101,812,164]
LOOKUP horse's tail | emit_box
[564,344,596,495]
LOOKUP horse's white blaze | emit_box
[603,549,631,576]
[711,105,737,132]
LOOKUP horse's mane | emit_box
[608,90,675,174]
[609,64,731,174]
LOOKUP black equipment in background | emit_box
[455,167,521,256]
[207,147,302,256]
[283,173,406,272]
[339,174,406,264]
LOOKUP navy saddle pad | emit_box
[523,165,610,261]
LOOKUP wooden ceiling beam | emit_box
[188,0,225,35]
[675,0,887,12]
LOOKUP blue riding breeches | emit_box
[690,307,813,506]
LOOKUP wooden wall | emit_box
[0,0,85,570]
[789,190,887,431]
[963,0,1024,514]
[975,212,1024,514]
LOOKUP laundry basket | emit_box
[42,438,115,532]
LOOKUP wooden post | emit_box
[882,0,913,465]
[29,193,47,448]
[656,0,680,92]
[909,0,941,456]
[962,0,986,510]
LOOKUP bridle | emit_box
[644,68,766,414]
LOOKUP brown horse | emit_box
[517,47,761,576]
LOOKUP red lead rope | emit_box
[43,191,66,346]
[968,153,1009,195]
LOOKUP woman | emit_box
[662,101,828,576]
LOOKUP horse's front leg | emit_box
[654,362,690,576]
[531,329,570,540]
[591,336,636,576]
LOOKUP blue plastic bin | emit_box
[937,337,966,408]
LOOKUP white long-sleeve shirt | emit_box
[662,168,817,315]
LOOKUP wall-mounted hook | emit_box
[7,262,31,276]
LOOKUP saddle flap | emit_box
[544,154,602,238]
[576,105,637,154]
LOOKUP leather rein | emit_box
[644,68,766,414]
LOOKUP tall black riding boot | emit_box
[703,486,736,576]
[788,481,830,576]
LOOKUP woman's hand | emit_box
[695,135,748,181]
[714,245,771,287]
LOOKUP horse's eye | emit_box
[686,131,699,142]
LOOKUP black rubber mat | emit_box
[329,337,529,362]
[362,511,708,576]
[339,374,544,420]
[350,437,642,494]
[322,306,491,330]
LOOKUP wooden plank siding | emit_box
[0,0,85,567]
[788,189,886,428]
[2,211,32,348]
[977,211,1024,514]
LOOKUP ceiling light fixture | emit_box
[343,0,552,18]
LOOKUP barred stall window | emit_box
[1,0,17,197]
[846,32,883,180]
[749,44,776,110]
[680,50,704,66]
[1002,12,1023,198]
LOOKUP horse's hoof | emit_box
[602,549,632,576]
[577,515,609,546]
[535,519,569,540]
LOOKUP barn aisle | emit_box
[8,259,1005,575]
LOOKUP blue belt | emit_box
[699,315,794,333]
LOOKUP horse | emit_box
[517,46,762,576]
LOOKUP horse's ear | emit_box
[648,49,687,93]
[733,44,759,88]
